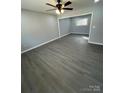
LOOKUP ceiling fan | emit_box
[46,0,73,14]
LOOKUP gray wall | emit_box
[21,9,59,52]
[70,14,91,34]
[59,18,71,36]
[58,1,103,44]
[89,2,103,44]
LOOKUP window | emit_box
[76,18,88,26]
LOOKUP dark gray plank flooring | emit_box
[21,34,103,93]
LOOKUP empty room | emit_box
[21,0,103,93]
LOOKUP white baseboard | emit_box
[71,32,89,35]
[21,33,71,54]
[59,33,70,38]
[88,41,103,45]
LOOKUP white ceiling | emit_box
[21,0,102,14]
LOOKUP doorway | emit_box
[58,13,92,40]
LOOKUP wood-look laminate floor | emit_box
[21,34,103,93]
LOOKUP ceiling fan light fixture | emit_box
[56,9,60,15]
[61,9,64,14]
[46,0,73,14]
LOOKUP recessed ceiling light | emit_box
[94,0,100,3]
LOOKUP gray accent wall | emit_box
[21,9,59,52]
[59,18,71,36]
[70,14,91,35]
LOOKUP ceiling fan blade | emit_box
[46,3,56,7]
[46,9,56,11]
[64,1,72,7]
[63,8,73,10]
